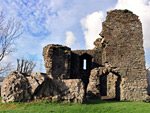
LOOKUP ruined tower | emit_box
[99,9,148,101]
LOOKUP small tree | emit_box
[17,58,36,75]
[0,11,22,75]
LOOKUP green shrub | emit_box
[123,9,133,13]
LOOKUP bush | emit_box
[123,9,133,13]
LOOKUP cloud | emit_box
[0,0,117,50]
[0,54,16,76]
[0,0,53,37]
[0,0,117,75]
[65,31,76,47]
[0,55,15,67]
[80,11,104,49]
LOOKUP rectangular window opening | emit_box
[83,59,87,70]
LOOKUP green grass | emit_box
[0,98,150,113]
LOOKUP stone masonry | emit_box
[147,68,150,95]
[1,9,148,103]
[42,9,149,101]
[100,9,148,101]
[1,71,85,103]
[43,44,71,79]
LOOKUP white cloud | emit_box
[0,55,14,66]
[115,0,150,49]
[65,31,76,47]
[80,11,104,49]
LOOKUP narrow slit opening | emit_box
[83,59,87,70]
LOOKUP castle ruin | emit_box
[1,9,148,103]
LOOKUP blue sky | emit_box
[0,0,150,73]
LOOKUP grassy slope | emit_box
[0,98,150,113]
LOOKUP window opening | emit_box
[83,59,87,70]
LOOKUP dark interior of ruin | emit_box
[71,51,121,100]
[80,53,92,91]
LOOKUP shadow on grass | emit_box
[0,97,133,106]
[86,99,131,105]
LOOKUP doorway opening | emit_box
[100,72,121,101]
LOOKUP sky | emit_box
[0,0,150,75]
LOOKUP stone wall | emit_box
[43,44,71,79]
[51,78,85,103]
[147,68,150,95]
[2,9,148,103]
[100,9,148,101]
[87,67,102,99]
[70,50,103,78]
[1,71,32,102]
[41,9,148,101]
[107,72,121,100]
[87,63,121,100]
[1,71,85,103]
[71,50,103,94]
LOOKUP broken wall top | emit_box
[43,44,71,79]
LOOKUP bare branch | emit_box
[16,58,36,75]
[0,10,23,75]
[0,10,23,62]
[17,59,20,71]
